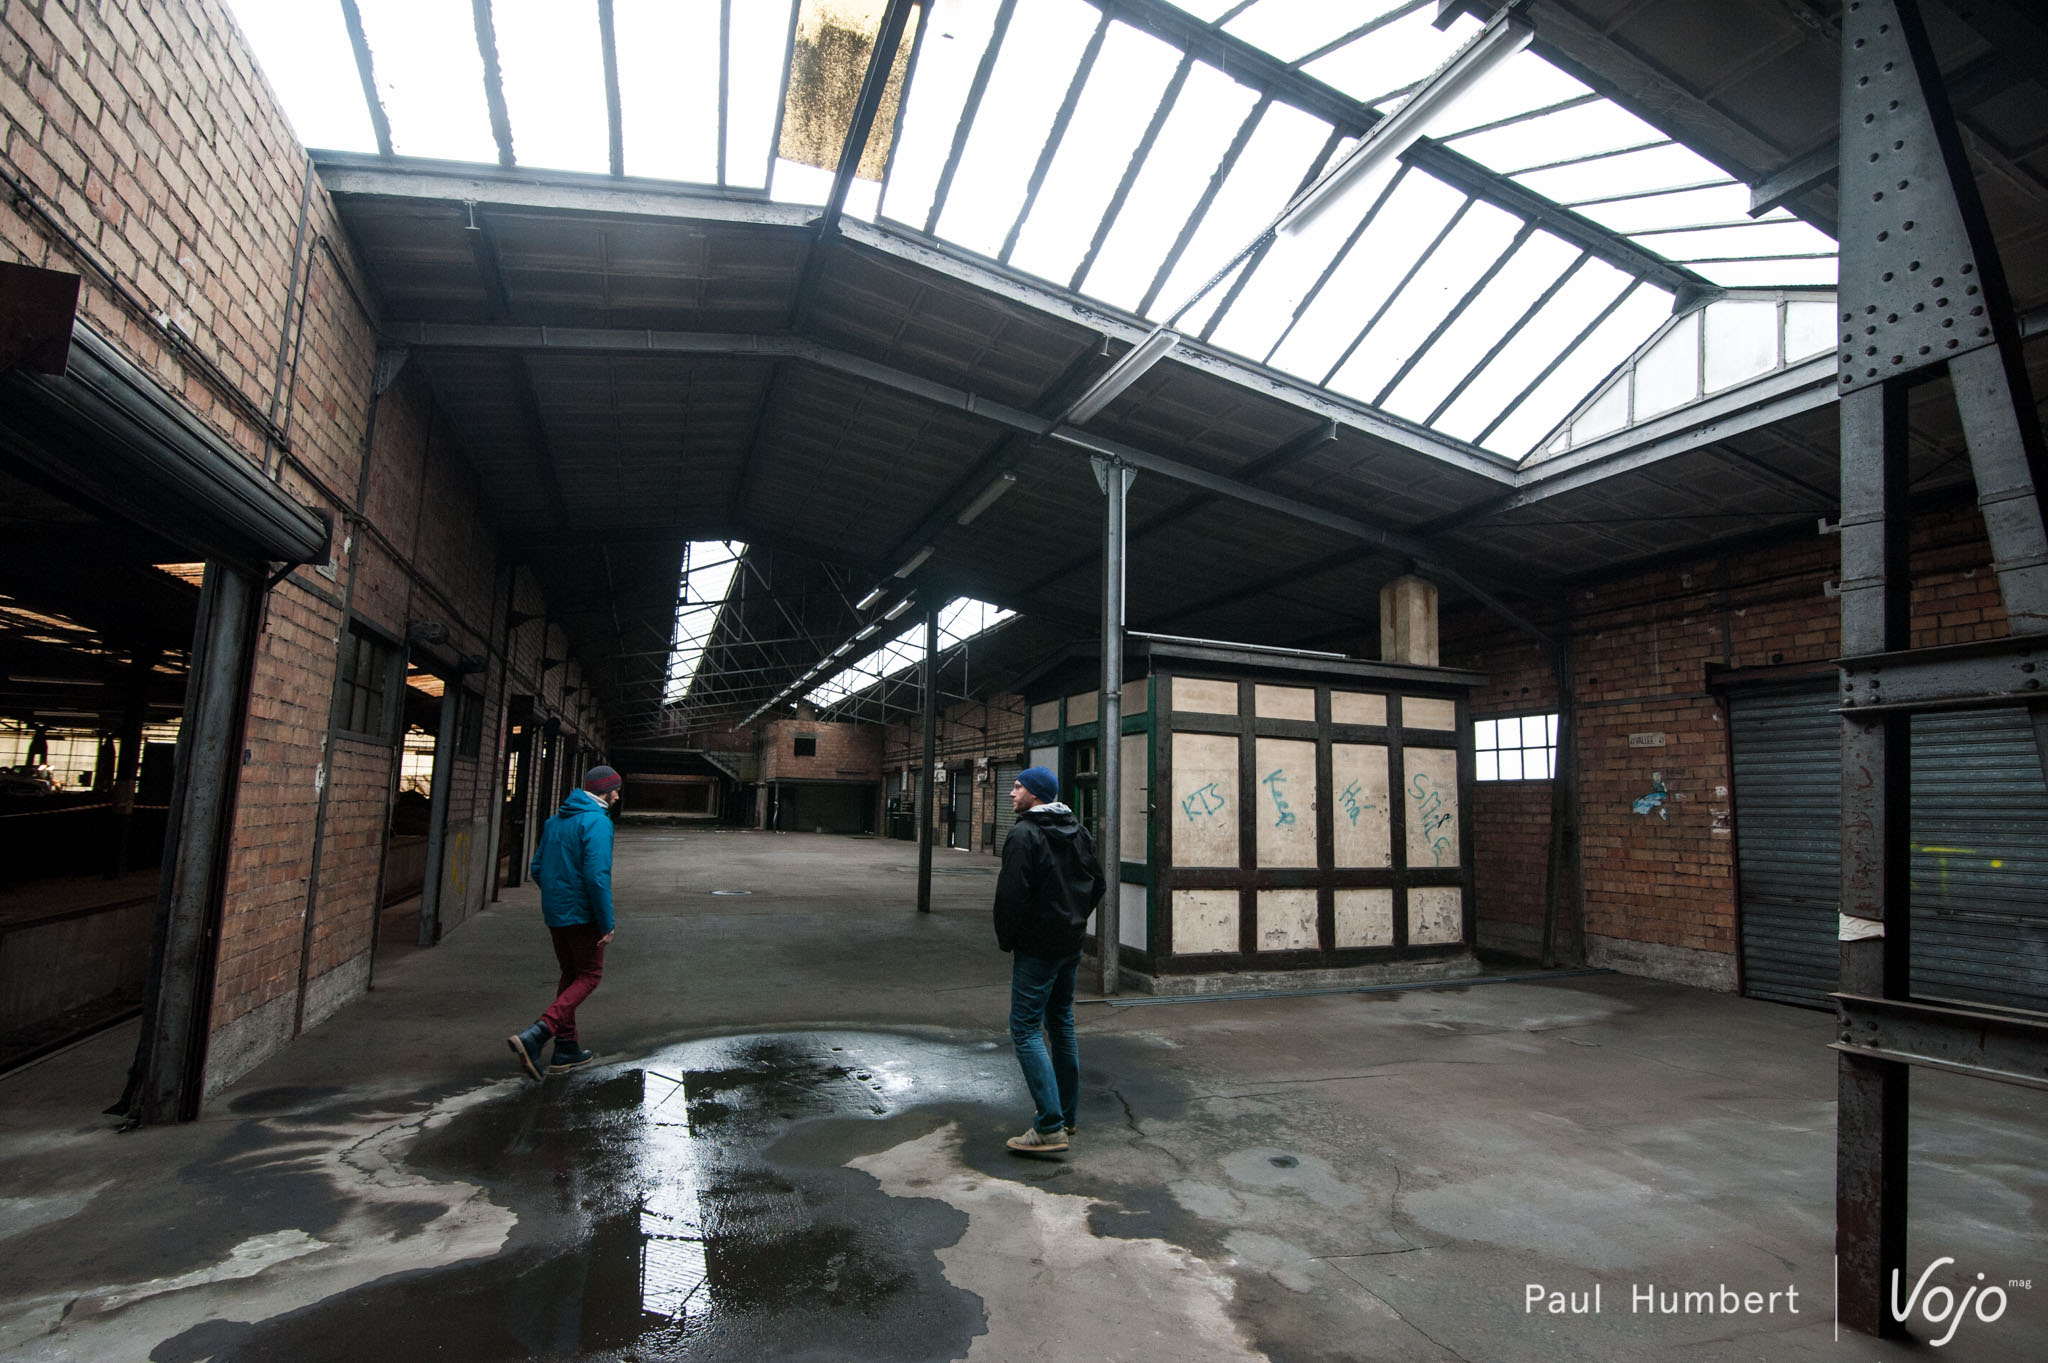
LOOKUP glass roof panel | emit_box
[1302,6,1481,108]
[1637,220,1841,264]
[1431,259,1634,443]
[1149,100,1332,323]
[1223,0,1412,65]
[879,0,1002,228]
[494,0,610,174]
[1380,230,1583,424]
[1080,63,1260,312]
[1695,257,1840,287]
[1008,22,1183,284]
[1482,284,1675,455]
[228,0,379,152]
[1269,170,1465,380]
[1446,99,1670,177]
[936,0,1099,258]
[666,542,747,704]
[1328,199,1524,402]
[806,598,1014,709]
[1786,299,1838,360]
[1422,50,1591,136]
[1570,184,1759,235]
[1703,299,1781,393]
[1160,0,1241,21]
[727,0,798,190]
[354,0,497,162]
[1633,312,1702,420]
[1513,141,1730,201]
[615,0,722,183]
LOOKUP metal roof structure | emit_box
[229,0,2048,737]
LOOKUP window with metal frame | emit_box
[333,620,401,742]
[1475,712,1556,781]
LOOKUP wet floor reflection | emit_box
[154,1033,997,1362]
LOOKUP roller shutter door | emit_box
[993,763,1019,853]
[1730,686,2048,1011]
[1730,685,1840,1007]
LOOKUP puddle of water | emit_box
[156,1034,995,1362]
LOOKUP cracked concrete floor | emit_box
[0,827,2043,1362]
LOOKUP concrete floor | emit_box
[0,826,2041,1362]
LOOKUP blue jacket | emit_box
[529,788,616,933]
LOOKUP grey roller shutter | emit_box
[993,763,1019,853]
[1730,684,1841,1007]
[1731,686,2048,1012]
[1908,708,2048,1012]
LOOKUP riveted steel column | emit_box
[917,606,937,913]
[1836,378,1912,1339]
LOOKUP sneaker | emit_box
[1006,1125,1070,1155]
[507,1022,550,1080]
[548,1043,596,1073]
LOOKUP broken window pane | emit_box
[728,0,798,189]
[880,0,1001,227]
[494,0,610,174]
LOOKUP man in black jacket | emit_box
[994,764,1105,1155]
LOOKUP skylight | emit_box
[806,597,1014,711]
[663,541,746,705]
[229,0,1840,466]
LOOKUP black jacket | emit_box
[994,802,1106,959]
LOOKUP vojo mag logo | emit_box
[1891,1257,2022,1348]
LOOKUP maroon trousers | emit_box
[539,923,607,1043]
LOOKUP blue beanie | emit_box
[1017,766,1058,802]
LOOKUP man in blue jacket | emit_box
[507,765,622,1079]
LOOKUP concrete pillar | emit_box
[1380,575,1439,665]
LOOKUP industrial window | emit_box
[457,688,484,759]
[333,621,400,741]
[1475,713,1557,781]
[793,734,817,757]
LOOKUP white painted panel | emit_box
[1171,732,1238,867]
[1254,737,1318,868]
[1331,743,1392,867]
[1253,684,1315,721]
[1127,676,1150,715]
[1409,886,1464,944]
[1067,689,1099,725]
[1120,732,1149,858]
[1404,697,1458,730]
[1331,690,1386,726]
[1029,700,1060,734]
[1030,745,1058,776]
[1120,881,1147,951]
[1173,889,1239,954]
[1405,748,1460,868]
[1335,888,1394,947]
[1257,889,1318,952]
[1172,677,1239,716]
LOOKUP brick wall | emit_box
[1446,500,2006,986]
[881,695,1027,852]
[0,0,610,1100]
[758,713,882,782]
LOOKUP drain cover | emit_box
[710,889,753,896]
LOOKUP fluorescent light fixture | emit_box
[893,545,935,578]
[855,623,879,641]
[832,643,852,658]
[1067,328,1181,424]
[1282,10,1534,237]
[883,597,913,620]
[9,675,95,685]
[855,585,887,611]
[955,471,1018,525]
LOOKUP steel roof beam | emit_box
[385,319,1540,591]
[338,1,394,157]
[597,0,624,177]
[471,0,516,168]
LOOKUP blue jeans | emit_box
[1010,952,1080,1134]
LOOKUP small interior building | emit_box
[0,0,2043,1346]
